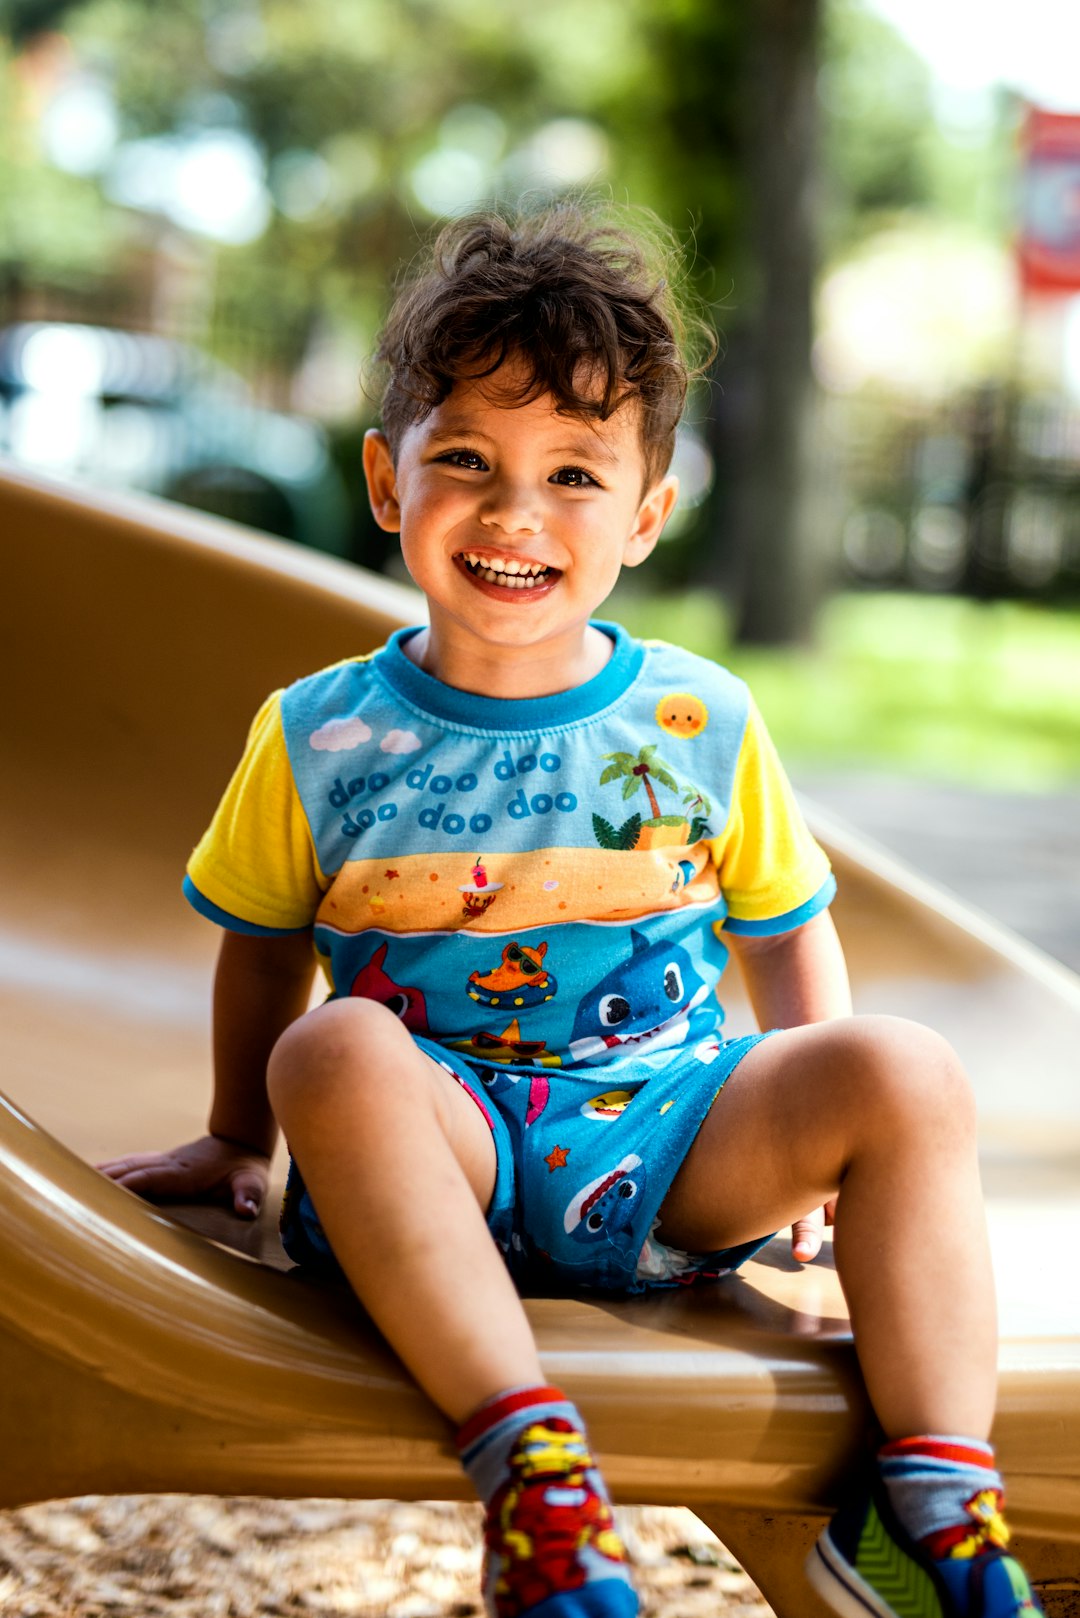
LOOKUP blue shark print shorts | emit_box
[280,1026,777,1295]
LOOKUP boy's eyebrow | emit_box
[550,437,620,465]
[426,421,621,465]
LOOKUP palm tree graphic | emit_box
[599,744,679,819]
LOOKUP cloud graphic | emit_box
[380,728,423,755]
[309,717,372,752]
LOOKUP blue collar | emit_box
[376,621,643,732]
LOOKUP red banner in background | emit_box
[1018,108,1080,294]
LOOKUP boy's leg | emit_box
[267,999,637,1618]
[268,996,538,1419]
[658,1012,994,1439]
[657,1014,1041,1616]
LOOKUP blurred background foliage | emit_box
[1,0,1078,782]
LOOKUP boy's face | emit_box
[363,363,678,686]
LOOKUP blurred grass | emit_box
[608,588,1080,789]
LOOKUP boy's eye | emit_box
[436,449,488,471]
[551,466,598,488]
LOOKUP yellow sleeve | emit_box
[708,696,834,934]
[185,691,328,933]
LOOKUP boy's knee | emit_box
[849,1014,975,1138]
[267,997,406,1115]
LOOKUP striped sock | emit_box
[456,1384,638,1618]
[878,1435,1010,1560]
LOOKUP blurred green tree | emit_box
[3,0,941,640]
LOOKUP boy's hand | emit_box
[791,1198,838,1263]
[96,1134,271,1219]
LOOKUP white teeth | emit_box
[460,552,552,587]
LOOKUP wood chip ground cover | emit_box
[0,1498,773,1617]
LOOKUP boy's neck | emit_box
[402,620,614,699]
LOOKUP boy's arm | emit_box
[725,908,852,1260]
[725,908,852,1029]
[209,929,317,1153]
[98,930,316,1217]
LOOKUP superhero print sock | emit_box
[456,1384,638,1618]
[878,1435,1008,1558]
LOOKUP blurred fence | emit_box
[834,385,1080,600]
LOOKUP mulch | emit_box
[0,1498,773,1617]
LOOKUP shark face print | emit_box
[567,930,709,1066]
[562,1155,646,1257]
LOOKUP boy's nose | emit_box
[479,481,543,536]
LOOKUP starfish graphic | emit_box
[384,869,400,880]
[544,1144,570,1172]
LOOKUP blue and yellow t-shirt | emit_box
[185,623,834,1071]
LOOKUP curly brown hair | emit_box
[372,202,714,489]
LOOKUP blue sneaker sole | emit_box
[806,1526,933,1618]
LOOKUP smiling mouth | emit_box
[457,552,558,589]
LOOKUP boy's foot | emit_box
[457,1385,638,1618]
[807,1470,1043,1617]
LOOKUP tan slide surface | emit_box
[1,463,1078,1593]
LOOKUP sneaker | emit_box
[806,1469,1043,1617]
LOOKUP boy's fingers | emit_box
[104,1162,194,1193]
[98,1154,224,1196]
[97,1152,208,1183]
[97,1143,267,1211]
[96,1153,171,1176]
[791,1207,825,1262]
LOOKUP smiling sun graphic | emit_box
[655,693,708,739]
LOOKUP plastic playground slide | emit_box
[1,461,1078,1608]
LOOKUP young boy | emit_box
[100,205,1041,1618]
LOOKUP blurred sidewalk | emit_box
[794,773,1080,976]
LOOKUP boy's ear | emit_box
[623,474,680,568]
[362,429,401,532]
